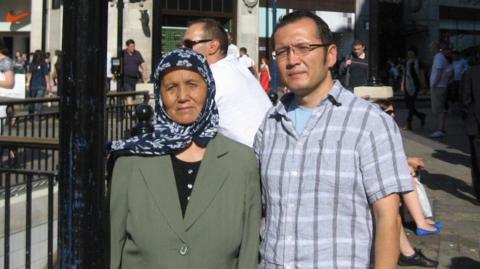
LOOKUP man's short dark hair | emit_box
[272,10,333,46]
[240,47,247,54]
[353,40,365,47]
[126,39,135,46]
[189,18,228,56]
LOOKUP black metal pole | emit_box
[151,0,162,78]
[58,0,108,268]
[117,0,124,90]
[41,0,48,51]
[368,0,379,84]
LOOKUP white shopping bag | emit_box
[415,176,433,218]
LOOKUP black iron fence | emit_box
[1,168,57,269]
[0,90,150,268]
[0,91,150,175]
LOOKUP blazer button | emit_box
[179,245,189,256]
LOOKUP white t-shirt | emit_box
[210,56,272,147]
[239,55,255,69]
[430,52,449,88]
[227,44,240,59]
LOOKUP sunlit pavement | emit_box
[393,96,480,269]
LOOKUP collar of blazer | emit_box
[137,135,230,242]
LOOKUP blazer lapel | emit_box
[183,137,230,230]
[138,156,187,242]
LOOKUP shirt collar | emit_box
[271,80,344,119]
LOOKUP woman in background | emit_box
[259,57,271,93]
[27,50,51,114]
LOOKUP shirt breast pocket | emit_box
[316,138,356,190]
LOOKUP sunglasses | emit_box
[182,39,212,49]
[385,110,395,115]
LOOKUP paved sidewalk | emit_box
[393,99,480,269]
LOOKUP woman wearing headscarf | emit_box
[109,48,261,269]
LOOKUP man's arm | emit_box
[373,193,400,269]
[140,62,148,82]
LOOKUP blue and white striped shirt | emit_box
[254,81,413,269]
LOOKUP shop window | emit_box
[223,0,233,12]
[202,0,212,11]
[212,0,222,12]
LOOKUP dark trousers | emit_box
[404,91,425,124]
[468,134,480,201]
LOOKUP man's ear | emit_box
[207,39,221,56]
[327,44,338,68]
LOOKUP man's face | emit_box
[127,43,135,53]
[274,18,336,96]
[183,23,210,58]
[353,44,365,57]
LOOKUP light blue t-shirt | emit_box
[287,100,314,135]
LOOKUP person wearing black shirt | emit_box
[339,39,369,91]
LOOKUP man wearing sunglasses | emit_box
[254,11,413,269]
[183,18,271,148]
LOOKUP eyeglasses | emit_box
[272,43,331,61]
[385,110,395,116]
[182,39,212,49]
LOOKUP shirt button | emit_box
[287,235,294,241]
[187,184,193,189]
[291,171,298,176]
[179,244,189,256]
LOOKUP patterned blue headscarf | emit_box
[110,48,219,156]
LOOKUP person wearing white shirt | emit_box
[227,32,240,59]
[239,47,257,77]
[183,18,272,148]
[429,42,450,138]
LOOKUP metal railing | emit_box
[0,91,150,175]
[0,91,150,141]
[1,168,57,269]
[0,91,151,268]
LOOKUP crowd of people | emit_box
[0,40,59,116]
[105,11,480,269]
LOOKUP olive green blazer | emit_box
[109,135,261,269]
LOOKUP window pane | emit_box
[201,0,212,11]
[190,0,200,10]
[179,0,189,9]
[212,0,222,12]
[167,0,177,9]
[223,0,233,13]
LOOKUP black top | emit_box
[170,155,201,217]
[122,50,144,78]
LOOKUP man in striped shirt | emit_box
[254,11,413,269]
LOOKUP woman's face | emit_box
[160,69,208,125]
[385,105,395,118]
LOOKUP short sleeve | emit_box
[359,113,413,203]
[0,58,14,72]
[433,54,447,70]
[137,52,144,64]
